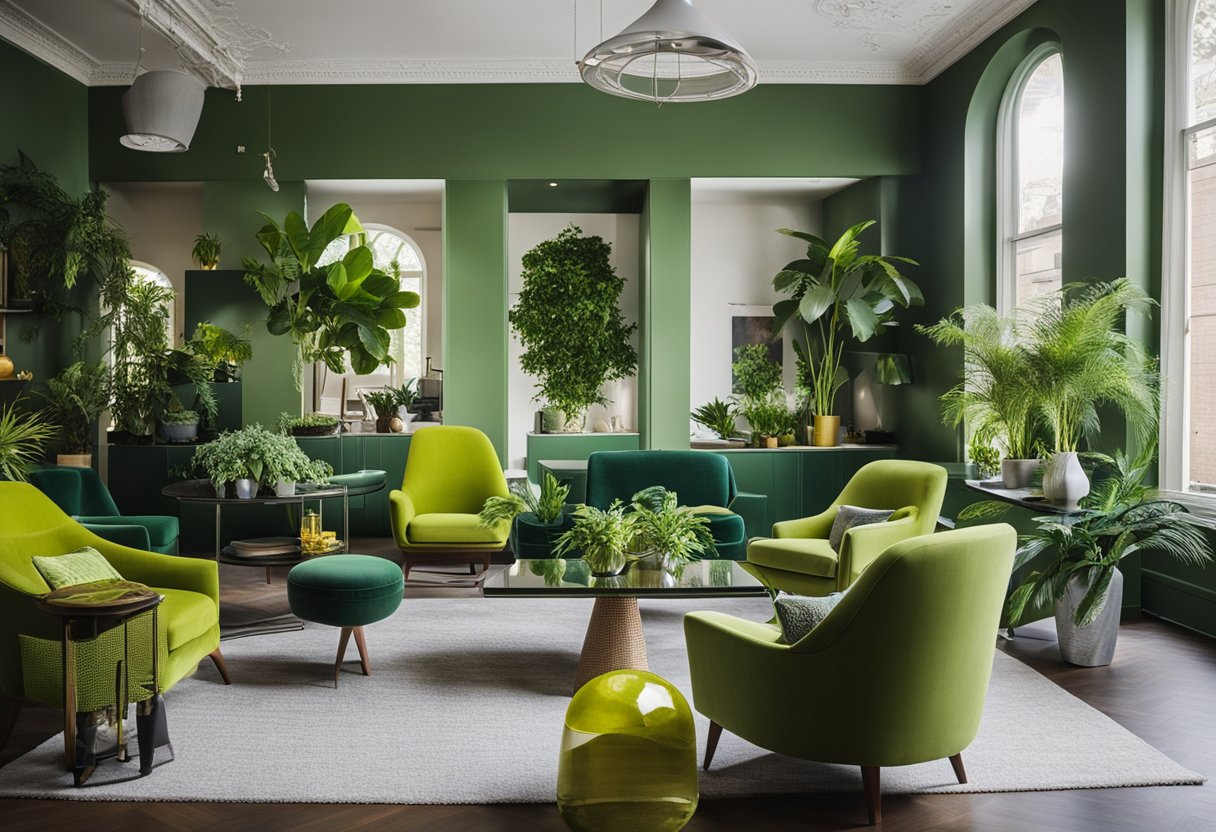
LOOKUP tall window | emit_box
[1164,0,1216,495]
[998,48,1065,313]
[317,224,425,385]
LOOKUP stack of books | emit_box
[229,537,302,559]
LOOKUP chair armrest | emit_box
[78,522,152,552]
[772,508,837,540]
[389,489,416,548]
[93,537,219,607]
[836,508,919,589]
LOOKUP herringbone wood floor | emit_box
[3,540,1213,831]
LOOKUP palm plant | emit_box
[479,471,571,527]
[553,500,638,576]
[771,220,923,417]
[917,304,1040,460]
[629,488,715,565]
[691,397,740,440]
[0,398,54,481]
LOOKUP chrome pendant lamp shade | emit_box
[579,0,756,103]
[120,70,205,152]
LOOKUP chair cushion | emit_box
[32,547,122,589]
[828,505,894,551]
[77,514,180,548]
[747,537,839,578]
[157,587,218,652]
[287,554,404,628]
[775,591,845,644]
[408,513,507,545]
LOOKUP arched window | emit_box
[317,224,425,384]
[997,47,1064,313]
[129,262,175,344]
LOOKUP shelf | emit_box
[0,308,32,314]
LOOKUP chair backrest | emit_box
[792,523,1016,764]
[833,459,947,536]
[585,450,737,510]
[401,425,508,515]
[0,482,95,595]
[26,465,119,518]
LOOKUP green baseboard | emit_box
[1141,568,1216,639]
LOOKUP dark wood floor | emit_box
[3,540,1214,831]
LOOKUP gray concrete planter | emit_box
[1054,567,1123,667]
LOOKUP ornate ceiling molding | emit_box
[907,0,1040,82]
[0,0,97,84]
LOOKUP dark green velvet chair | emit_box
[585,450,746,560]
[28,466,180,555]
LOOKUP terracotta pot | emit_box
[0,354,13,379]
[56,453,92,468]
[811,415,841,447]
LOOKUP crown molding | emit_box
[908,0,1040,83]
[0,1,97,84]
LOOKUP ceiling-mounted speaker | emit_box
[120,70,206,152]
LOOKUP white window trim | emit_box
[996,42,1064,316]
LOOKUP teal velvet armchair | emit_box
[745,459,947,595]
[686,524,1016,824]
[28,466,180,555]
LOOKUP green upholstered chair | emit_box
[686,524,1016,825]
[389,425,510,580]
[745,459,947,595]
[0,482,227,751]
[585,450,746,560]
[28,466,180,555]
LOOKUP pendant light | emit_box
[119,8,205,152]
[578,0,757,103]
[262,86,279,192]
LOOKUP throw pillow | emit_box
[828,505,895,551]
[774,592,846,644]
[32,547,123,590]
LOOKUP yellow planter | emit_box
[811,415,841,447]
[0,354,13,379]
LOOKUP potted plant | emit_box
[740,390,788,449]
[38,360,110,467]
[160,408,200,444]
[188,321,252,381]
[554,500,638,577]
[731,344,784,447]
[690,397,742,446]
[192,233,222,270]
[771,220,922,446]
[480,471,572,555]
[193,425,333,499]
[392,378,419,426]
[362,389,397,433]
[0,397,54,481]
[1007,447,1213,666]
[242,203,419,391]
[279,411,341,437]
[628,487,715,570]
[917,304,1042,487]
[509,225,638,432]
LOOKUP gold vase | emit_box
[811,415,841,447]
[0,354,12,379]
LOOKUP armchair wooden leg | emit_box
[861,766,881,825]
[209,648,232,685]
[0,696,22,752]
[949,752,967,784]
[402,558,413,581]
[704,721,723,771]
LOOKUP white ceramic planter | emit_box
[275,479,296,497]
[1043,451,1090,506]
[234,478,258,500]
[396,407,417,426]
[1000,458,1041,489]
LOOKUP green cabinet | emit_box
[526,433,641,484]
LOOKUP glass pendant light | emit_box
[579,0,757,103]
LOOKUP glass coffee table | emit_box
[484,557,767,694]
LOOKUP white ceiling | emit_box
[1,0,1038,88]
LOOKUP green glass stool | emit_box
[557,670,698,832]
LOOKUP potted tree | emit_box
[191,233,222,270]
[0,397,54,481]
[509,225,638,432]
[770,221,922,446]
[39,361,110,467]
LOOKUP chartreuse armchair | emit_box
[389,426,510,581]
[0,483,227,751]
[687,524,1016,825]
[745,459,947,595]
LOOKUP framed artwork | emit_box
[730,304,783,393]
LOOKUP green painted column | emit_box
[641,179,691,450]
[443,180,509,462]
[201,181,306,425]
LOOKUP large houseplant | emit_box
[0,398,53,481]
[628,488,715,569]
[480,471,572,555]
[188,322,252,381]
[242,203,419,387]
[731,344,784,447]
[509,225,638,431]
[554,500,638,577]
[39,360,110,466]
[771,220,922,446]
[193,425,333,499]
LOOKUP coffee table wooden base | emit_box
[573,597,649,695]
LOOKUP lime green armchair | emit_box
[687,524,1016,825]
[745,459,947,596]
[389,426,510,581]
[0,482,228,751]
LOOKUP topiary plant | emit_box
[509,224,638,425]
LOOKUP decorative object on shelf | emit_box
[160,409,200,444]
[242,203,419,389]
[120,70,205,152]
[510,225,638,433]
[39,361,110,467]
[541,406,566,434]
[188,321,252,382]
[191,233,222,270]
[578,0,756,105]
[16,370,32,381]
[0,397,54,482]
[557,669,698,832]
[555,501,638,578]
[362,389,397,433]
[0,353,12,379]
[388,416,405,434]
[1005,446,1212,666]
[1041,451,1089,508]
[690,397,741,443]
[279,412,341,437]
[773,221,922,448]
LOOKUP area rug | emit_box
[0,596,1202,802]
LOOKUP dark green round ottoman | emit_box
[287,554,404,687]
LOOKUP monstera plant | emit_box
[242,203,419,386]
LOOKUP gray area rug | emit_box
[0,596,1202,802]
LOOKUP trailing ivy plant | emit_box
[242,203,419,387]
[509,224,638,421]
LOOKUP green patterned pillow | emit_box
[32,547,123,590]
[774,591,846,644]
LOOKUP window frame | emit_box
[995,43,1065,315]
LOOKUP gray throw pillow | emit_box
[774,592,845,644]
[828,505,894,551]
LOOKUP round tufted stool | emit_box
[286,554,404,687]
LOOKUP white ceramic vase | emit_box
[1042,451,1090,506]
[396,407,416,426]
